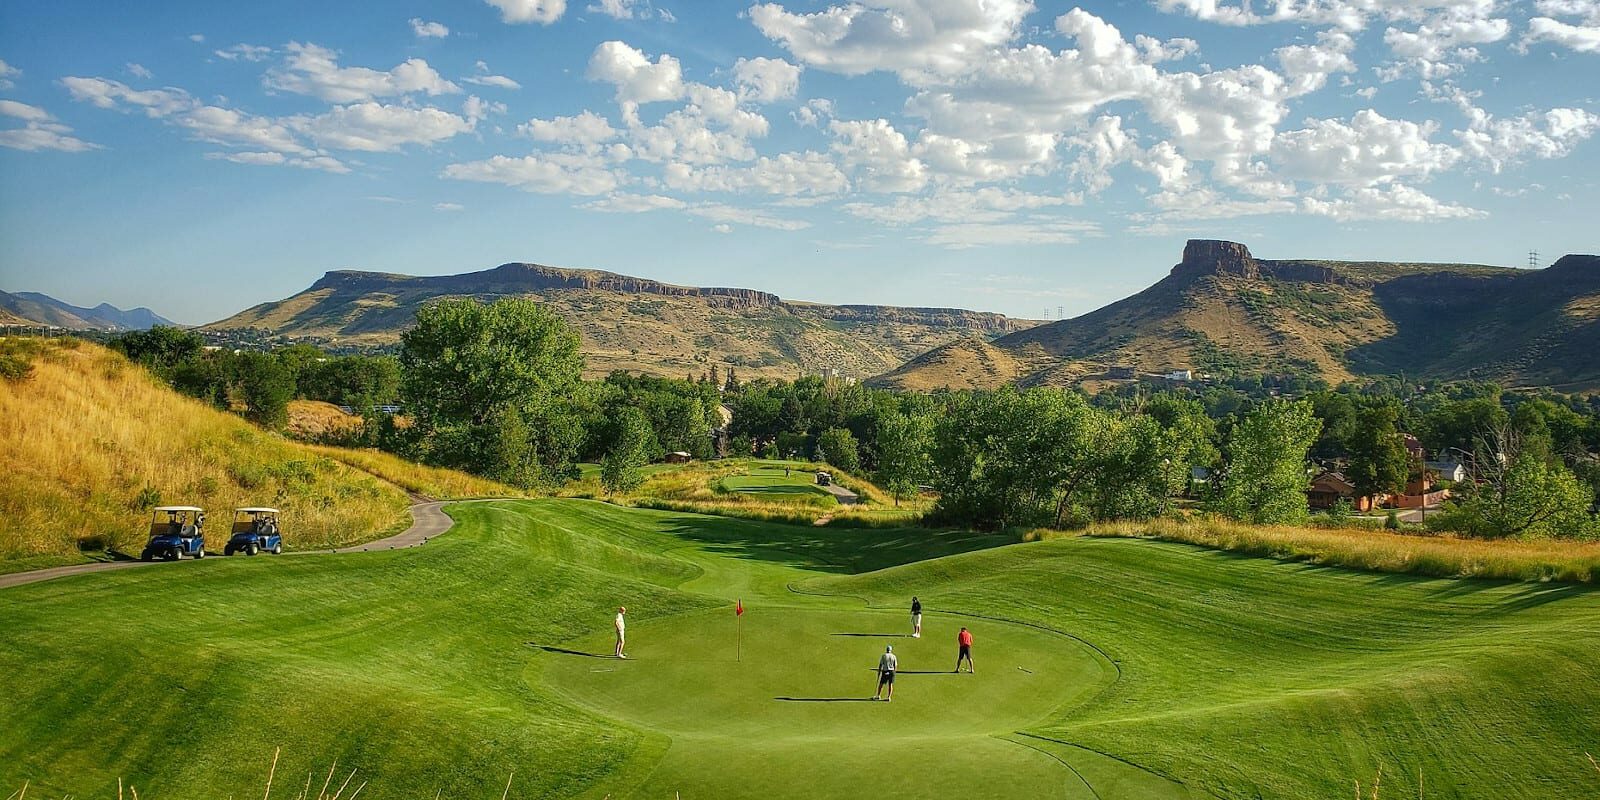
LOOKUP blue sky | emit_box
[1,0,1596,325]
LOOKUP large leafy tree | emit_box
[874,411,932,506]
[1346,402,1411,500]
[233,351,294,430]
[399,298,585,487]
[1217,399,1322,525]
[601,407,655,496]
[817,427,861,473]
[1432,426,1598,539]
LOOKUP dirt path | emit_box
[0,501,458,591]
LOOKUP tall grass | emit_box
[1080,516,1600,583]
[302,444,527,501]
[0,339,416,567]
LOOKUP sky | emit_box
[0,0,1596,325]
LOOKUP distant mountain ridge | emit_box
[0,291,174,330]
[872,240,1600,391]
[206,262,1037,380]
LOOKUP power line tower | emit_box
[1528,250,1540,269]
[1057,305,1064,320]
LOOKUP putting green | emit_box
[540,606,1157,798]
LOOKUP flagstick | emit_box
[737,612,742,662]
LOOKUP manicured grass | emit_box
[2,499,1597,799]
[718,462,839,502]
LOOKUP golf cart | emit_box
[226,507,283,556]
[815,471,833,487]
[141,506,207,561]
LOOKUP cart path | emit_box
[0,501,462,591]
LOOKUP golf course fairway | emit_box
[2,499,1597,799]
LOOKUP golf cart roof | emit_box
[235,507,281,514]
[152,506,203,512]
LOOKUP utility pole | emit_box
[1528,250,1540,269]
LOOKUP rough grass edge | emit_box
[1066,517,1600,584]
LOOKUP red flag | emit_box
[735,599,744,616]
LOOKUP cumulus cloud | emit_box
[443,152,623,194]
[750,0,1033,83]
[829,118,927,192]
[581,192,688,212]
[0,59,17,90]
[0,99,99,152]
[61,77,196,117]
[586,41,685,104]
[521,110,619,148]
[1301,183,1485,221]
[1271,109,1458,186]
[411,18,450,38]
[205,150,350,173]
[1454,105,1600,172]
[485,0,567,24]
[663,152,848,195]
[684,202,809,230]
[733,57,802,103]
[587,0,672,19]
[1522,16,1600,52]
[292,103,477,152]
[266,42,459,103]
[126,62,153,79]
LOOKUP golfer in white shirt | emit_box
[614,606,627,659]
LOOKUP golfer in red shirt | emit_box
[955,627,974,673]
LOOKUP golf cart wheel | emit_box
[271,544,282,555]
[168,549,182,561]
[140,550,153,562]
[224,546,234,556]
[246,543,259,556]
[194,546,205,559]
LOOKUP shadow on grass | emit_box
[657,512,1025,575]
[831,632,912,638]
[529,644,613,659]
[775,697,877,703]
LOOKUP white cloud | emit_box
[464,74,522,89]
[0,100,99,152]
[842,187,1072,225]
[215,44,273,62]
[485,0,567,24]
[792,97,833,127]
[1454,105,1600,172]
[1271,109,1458,186]
[581,192,688,212]
[188,34,206,43]
[0,59,17,90]
[586,41,685,104]
[266,42,459,103]
[434,202,465,211]
[733,57,801,103]
[926,220,1096,248]
[663,151,848,195]
[829,118,927,192]
[685,202,809,230]
[181,105,313,154]
[521,110,618,148]
[1154,0,1489,31]
[1522,16,1600,52]
[205,150,350,173]
[0,99,52,122]
[61,77,196,117]
[292,103,476,152]
[1301,183,1485,221]
[442,152,623,194]
[411,18,451,38]
[126,62,153,79]
[750,0,1034,83]
[712,223,733,233]
[588,0,649,18]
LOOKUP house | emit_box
[1164,369,1193,382]
[1307,471,1379,512]
[664,451,693,464]
[1107,365,1136,379]
[1425,460,1467,483]
[1400,433,1425,461]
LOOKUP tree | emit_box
[818,427,861,473]
[399,298,585,486]
[724,366,740,393]
[1430,425,1598,539]
[601,407,654,495]
[111,326,203,370]
[1346,403,1411,500]
[874,411,931,506]
[233,351,293,430]
[1217,399,1322,525]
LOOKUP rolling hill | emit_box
[205,263,1038,380]
[873,239,1600,390]
[0,290,173,330]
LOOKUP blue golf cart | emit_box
[225,507,283,556]
[140,506,207,561]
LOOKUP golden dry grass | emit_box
[302,444,527,501]
[1077,516,1600,583]
[286,400,364,441]
[0,339,415,568]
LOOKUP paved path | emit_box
[0,501,460,591]
[818,484,860,505]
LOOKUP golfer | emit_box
[614,606,627,659]
[874,645,898,702]
[955,626,974,673]
[911,596,923,638]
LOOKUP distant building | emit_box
[1426,460,1467,483]
[1164,369,1193,382]
[1400,433,1425,461]
[1107,365,1136,380]
[665,451,693,464]
[1307,471,1378,512]
[816,367,857,385]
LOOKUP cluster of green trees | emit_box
[110,327,400,430]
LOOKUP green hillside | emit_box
[3,499,1596,799]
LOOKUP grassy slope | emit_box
[0,339,518,571]
[3,498,1597,799]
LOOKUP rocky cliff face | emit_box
[1173,240,1260,279]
